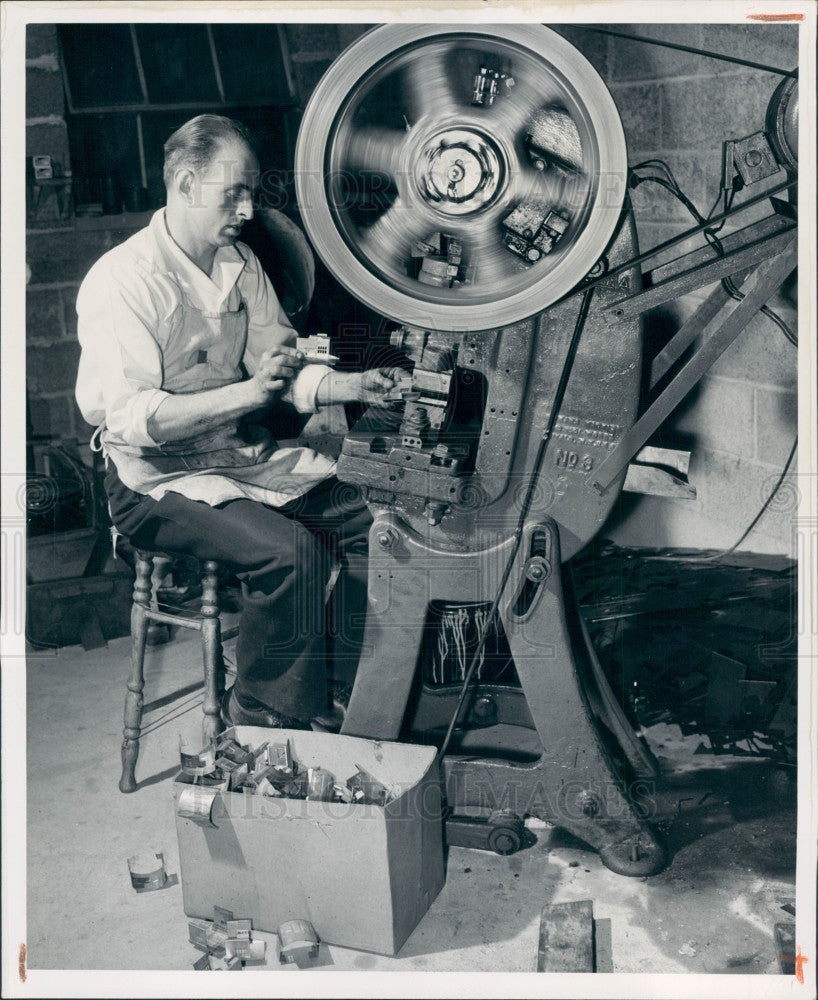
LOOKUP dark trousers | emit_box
[108,468,372,721]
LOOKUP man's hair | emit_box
[163,115,257,189]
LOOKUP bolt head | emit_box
[473,696,497,719]
[576,790,600,817]
[376,527,399,549]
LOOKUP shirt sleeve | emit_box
[75,259,172,447]
[240,246,331,414]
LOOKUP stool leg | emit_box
[146,554,172,646]
[201,560,225,744]
[120,551,151,792]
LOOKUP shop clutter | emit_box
[189,906,267,970]
[174,727,445,955]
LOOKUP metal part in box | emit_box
[174,727,445,956]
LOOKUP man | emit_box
[75,115,397,729]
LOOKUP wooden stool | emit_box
[119,550,233,793]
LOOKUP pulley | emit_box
[295,24,628,331]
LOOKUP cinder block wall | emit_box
[559,24,799,554]
[25,22,800,554]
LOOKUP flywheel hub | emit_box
[417,129,503,212]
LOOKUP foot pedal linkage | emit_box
[444,808,527,856]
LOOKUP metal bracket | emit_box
[601,218,795,324]
[589,232,797,496]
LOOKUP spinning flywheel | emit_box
[295,24,628,331]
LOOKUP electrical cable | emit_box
[559,175,797,304]
[638,434,798,563]
[624,162,799,561]
[630,163,797,346]
[721,275,797,345]
[732,433,798,555]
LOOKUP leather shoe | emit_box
[220,686,312,730]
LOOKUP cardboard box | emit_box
[174,727,445,956]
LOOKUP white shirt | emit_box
[75,209,337,506]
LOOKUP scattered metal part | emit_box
[537,899,595,972]
[190,908,265,970]
[306,767,336,801]
[347,765,391,805]
[226,919,252,940]
[188,918,228,953]
[225,938,266,963]
[208,951,242,971]
[177,785,220,826]
[127,850,178,893]
[267,739,292,772]
[277,919,320,965]
[295,332,340,366]
[178,736,216,777]
[213,757,250,791]
[213,906,233,931]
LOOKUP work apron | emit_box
[98,290,336,507]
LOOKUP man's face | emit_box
[189,139,259,250]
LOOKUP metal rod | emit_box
[589,237,797,495]
[563,26,797,77]
[277,24,297,100]
[135,113,148,190]
[205,25,226,103]
[67,99,294,115]
[649,282,736,388]
[129,25,150,103]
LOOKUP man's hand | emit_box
[316,367,402,407]
[358,367,402,403]
[147,346,304,443]
[247,346,304,406]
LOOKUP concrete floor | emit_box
[25,621,797,977]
